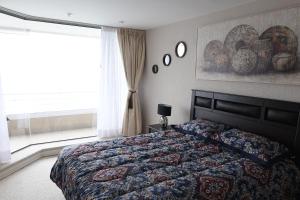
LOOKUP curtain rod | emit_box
[0,5,103,29]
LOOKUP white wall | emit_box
[140,0,300,131]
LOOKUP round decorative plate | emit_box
[163,54,171,66]
[152,65,159,74]
[232,48,257,75]
[175,41,187,58]
[224,24,259,60]
[260,25,298,55]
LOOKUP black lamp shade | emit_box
[157,104,172,116]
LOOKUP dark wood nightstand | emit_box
[147,124,173,133]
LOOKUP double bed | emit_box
[51,90,300,199]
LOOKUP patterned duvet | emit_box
[51,129,300,200]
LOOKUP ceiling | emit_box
[0,0,259,30]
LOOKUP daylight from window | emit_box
[0,29,101,116]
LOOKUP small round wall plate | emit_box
[175,41,187,58]
[163,54,171,66]
[152,64,159,74]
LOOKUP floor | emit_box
[0,157,65,200]
[10,128,97,152]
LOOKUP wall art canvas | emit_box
[196,7,300,85]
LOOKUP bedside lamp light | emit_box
[157,104,172,129]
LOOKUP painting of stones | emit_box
[196,7,300,85]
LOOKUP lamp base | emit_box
[159,116,168,129]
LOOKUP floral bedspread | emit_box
[50,130,300,200]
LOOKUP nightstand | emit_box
[147,124,173,133]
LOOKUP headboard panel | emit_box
[214,100,261,118]
[190,90,300,165]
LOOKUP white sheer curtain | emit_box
[97,27,127,138]
[0,75,11,163]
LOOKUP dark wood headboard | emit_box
[190,89,300,165]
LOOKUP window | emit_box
[0,27,101,116]
[0,14,102,152]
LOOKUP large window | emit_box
[0,13,102,152]
[0,28,101,116]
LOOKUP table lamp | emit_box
[157,104,172,129]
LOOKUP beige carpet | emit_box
[0,157,65,200]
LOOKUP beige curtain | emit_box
[117,28,146,136]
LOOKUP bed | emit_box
[51,90,300,200]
